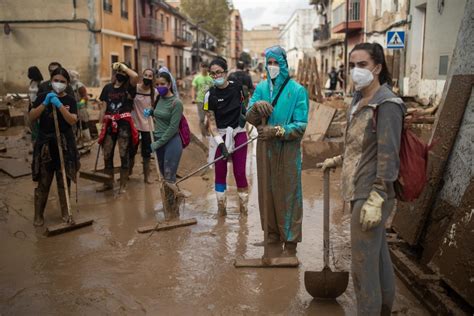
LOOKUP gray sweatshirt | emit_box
[341,84,406,202]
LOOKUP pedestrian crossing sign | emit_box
[386,31,405,49]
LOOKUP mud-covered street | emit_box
[0,100,428,315]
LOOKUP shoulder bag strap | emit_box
[272,77,291,108]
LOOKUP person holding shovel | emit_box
[97,62,139,193]
[203,56,249,217]
[29,67,80,227]
[321,42,406,315]
[131,68,157,183]
[144,68,183,187]
[246,45,308,257]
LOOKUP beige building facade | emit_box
[226,9,243,68]
[243,25,281,68]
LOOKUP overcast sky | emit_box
[232,0,313,30]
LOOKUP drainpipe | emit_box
[344,0,349,95]
[364,0,368,41]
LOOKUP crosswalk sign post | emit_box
[386,31,405,49]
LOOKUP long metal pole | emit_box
[344,0,349,96]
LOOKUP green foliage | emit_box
[180,0,231,44]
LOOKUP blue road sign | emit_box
[386,31,405,49]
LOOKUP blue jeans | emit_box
[155,133,182,182]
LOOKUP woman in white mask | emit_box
[29,67,80,227]
[321,42,406,314]
[203,56,249,217]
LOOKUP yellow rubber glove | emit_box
[360,190,384,231]
[321,155,343,170]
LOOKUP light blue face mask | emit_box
[213,77,225,86]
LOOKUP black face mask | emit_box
[116,73,128,83]
[143,78,152,86]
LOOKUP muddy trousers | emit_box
[155,133,182,182]
[351,198,396,316]
[102,125,133,171]
[214,132,248,192]
[35,164,71,218]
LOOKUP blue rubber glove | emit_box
[143,108,153,118]
[43,92,57,106]
[150,141,159,152]
[50,96,62,109]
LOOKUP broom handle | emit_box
[52,106,73,222]
[260,118,270,259]
[176,136,257,185]
[148,116,163,183]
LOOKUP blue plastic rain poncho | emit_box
[246,45,309,244]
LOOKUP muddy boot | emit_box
[57,185,69,222]
[282,242,297,257]
[266,241,283,258]
[129,157,135,176]
[143,158,153,184]
[119,168,129,194]
[33,188,46,227]
[96,168,114,192]
[216,191,227,217]
[238,189,249,216]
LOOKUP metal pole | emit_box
[196,26,200,68]
[344,0,349,96]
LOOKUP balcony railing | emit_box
[139,18,164,41]
[173,29,193,47]
[332,0,363,33]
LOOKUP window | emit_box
[103,0,112,13]
[439,55,449,76]
[121,0,128,19]
[124,45,133,67]
[166,16,169,31]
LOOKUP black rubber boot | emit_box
[96,168,114,192]
[33,188,46,227]
[143,158,152,184]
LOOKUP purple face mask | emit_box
[157,86,169,96]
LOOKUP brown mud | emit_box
[0,102,428,315]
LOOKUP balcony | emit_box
[332,0,363,34]
[173,29,193,47]
[139,18,164,41]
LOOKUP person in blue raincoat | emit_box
[246,45,309,257]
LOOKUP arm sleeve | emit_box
[245,75,254,92]
[246,84,264,126]
[280,87,309,141]
[67,97,78,114]
[154,100,183,149]
[99,85,108,102]
[31,93,46,110]
[373,102,404,199]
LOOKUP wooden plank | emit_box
[137,217,197,234]
[45,218,94,237]
[0,159,31,178]
[234,257,299,268]
[304,103,337,142]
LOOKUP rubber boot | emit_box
[33,188,46,227]
[143,158,152,184]
[238,189,249,216]
[129,157,135,176]
[96,168,114,192]
[216,191,227,216]
[266,241,283,258]
[282,242,297,257]
[82,128,92,145]
[57,182,69,222]
[119,168,129,194]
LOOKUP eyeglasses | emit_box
[209,70,225,77]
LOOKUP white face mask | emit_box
[52,82,67,94]
[350,67,375,90]
[267,65,280,79]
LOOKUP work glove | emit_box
[112,62,128,72]
[257,125,277,140]
[143,108,153,118]
[218,143,230,159]
[150,141,160,152]
[253,101,273,117]
[360,190,384,231]
[320,155,343,170]
[43,92,57,106]
[50,96,63,109]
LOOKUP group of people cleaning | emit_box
[28,42,406,315]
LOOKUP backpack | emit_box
[171,99,190,148]
[373,105,434,202]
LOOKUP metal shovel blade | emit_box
[304,266,349,299]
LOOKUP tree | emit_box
[180,0,231,45]
[239,52,252,67]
